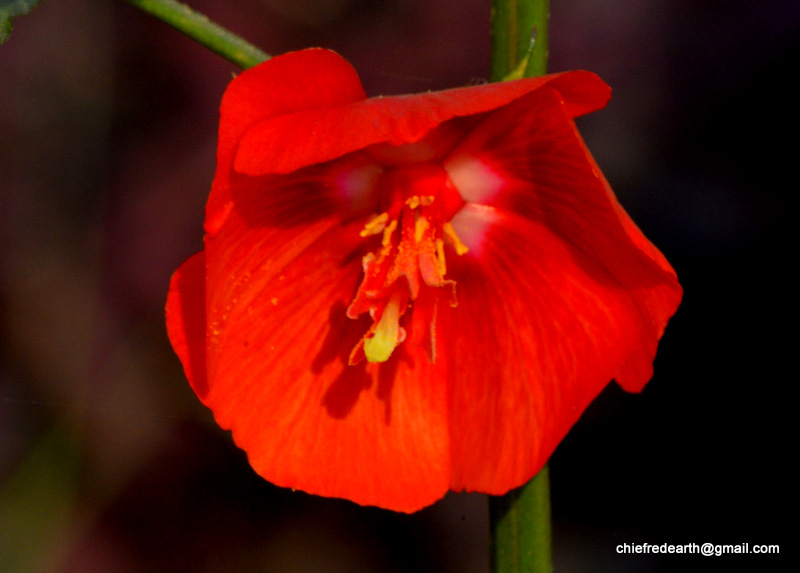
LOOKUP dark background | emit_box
[1,0,794,571]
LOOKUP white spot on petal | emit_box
[449,203,500,257]
[444,155,505,204]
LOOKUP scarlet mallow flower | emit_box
[166,48,682,512]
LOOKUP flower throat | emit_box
[346,162,468,364]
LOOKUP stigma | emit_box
[363,291,407,362]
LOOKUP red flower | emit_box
[166,48,682,512]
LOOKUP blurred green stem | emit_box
[490,0,549,81]
[122,0,269,69]
[489,1,551,572]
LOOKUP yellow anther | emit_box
[405,195,420,209]
[420,195,435,206]
[360,212,389,237]
[414,216,430,243]
[381,219,398,247]
[435,238,446,276]
[443,222,469,255]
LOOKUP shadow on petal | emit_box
[316,300,416,425]
[316,301,372,420]
[322,366,373,420]
[375,348,415,425]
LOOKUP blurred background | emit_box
[0,0,794,571]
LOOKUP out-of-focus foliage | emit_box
[0,0,43,44]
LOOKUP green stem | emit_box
[489,465,552,573]
[490,0,549,80]
[122,0,270,69]
[489,1,551,570]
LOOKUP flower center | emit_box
[346,162,468,364]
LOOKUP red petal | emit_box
[449,85,682,391]
[200,169,451,512]
[444,206,680,494]
[165,251,208,399]
[205,48,367,235]
[438,89,681,493]
[232,58,609,178]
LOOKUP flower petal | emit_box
[437,88,681,493]
[446,86,682,391]
[205,48,367,236]
[232,55,610,178]
[200,167,451,512]
[165,251,208,399]
[444,205,679,494]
